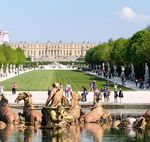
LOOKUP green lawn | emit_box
[0,70,130,91]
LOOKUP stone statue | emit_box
[13,64,16,73]
[131,64,135,81]
[145,63,149,74]
[107,62,110,73]
[5,64,9,74]
[102,63,105,71]
[1,63,3,69]
[144,63,149,85]
[10,64,12,73]
[0,63,3,76]
[45,83,68,108]
[120,66,125,77]
[42,83,74,129]
[120,66,125,85]
[131,64,134,73]
[113,65,118,77]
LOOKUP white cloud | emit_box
[120,6,149,22]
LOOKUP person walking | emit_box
[81,86,88,102]
[92,80,97,91]
[12,82,17,94]
[106,87,110,102]
[103,87,107,102]
[47,87,51,96]
[135,79,138,87]
[118,88,123,103]
[67,84,72,101]
[114,84,118,103]
[89,81,93,91]
[65,84,68,97]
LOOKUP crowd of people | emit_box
[89,81,124,104]
[87,80,124,104]
[46,80,124,105]
[93,66,150,90]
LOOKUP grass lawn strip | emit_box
[0,70,130,91]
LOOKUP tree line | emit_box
[85,26,150,79]
[0,44,25,69]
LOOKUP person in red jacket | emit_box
[12,82,17,94]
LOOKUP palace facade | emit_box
[10,41,97,62]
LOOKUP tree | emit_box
[85,47,96,68]
[0,45,7,64]
[125,30,150,64]
[145,25,150,31]
[0,45,26,67]
[93,43,112,64]
[143,30,150,64]
[2,45,17,65]
[15,48,26,65]
[111,38,128,65]
[125,29,150,78]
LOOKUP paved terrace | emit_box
[86,71,150,91]
[0,68,150,108]
[3,90,150,109]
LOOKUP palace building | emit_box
[1,30,97,61]
[0,30,9,44]
[10,41,97,62]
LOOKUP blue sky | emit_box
[0,0,150,43]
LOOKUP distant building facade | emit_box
[1,30,97,61]
[0,30,9,44]
[10,41,97,62]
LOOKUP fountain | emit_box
[41,83,74,129]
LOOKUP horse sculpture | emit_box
[143,110,150,125]
[113,117,146,129]
[15,92,42,126]
[0,94,20,124]
[79,100,112,123]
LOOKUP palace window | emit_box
[42,50,44,56]
[28,50,30,57]
[31,50,33,56]
[75,50,76,56]
[34,51,36,56]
